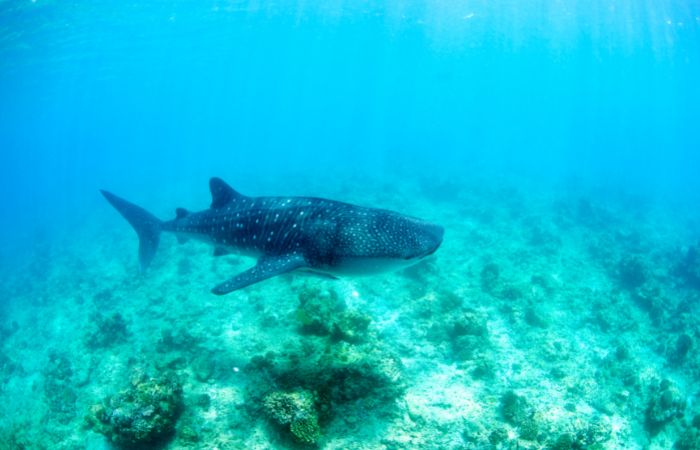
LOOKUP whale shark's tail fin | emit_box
[100,190,163,271]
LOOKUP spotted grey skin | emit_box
[101,177,443,295]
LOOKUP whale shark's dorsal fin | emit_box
[210,177,244,209]
[175,207,189,219]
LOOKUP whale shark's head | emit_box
[398,217,444,261]
[325,208,443,275]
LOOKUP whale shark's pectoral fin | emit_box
[211,254,307,295]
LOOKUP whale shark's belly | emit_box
[320,255,428,276]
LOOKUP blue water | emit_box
[2,1,700,448]
[2,1,699,244]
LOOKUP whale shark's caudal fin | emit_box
[100,190,163,271]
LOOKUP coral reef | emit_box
[248,340,403,404]
[500,390,532,426]
[0,351,19,384]
[263,389,321,444]
[645,379,686,436]
[43,351,77,424]
[0,422,35,450]
[295,285,346,336]
[290,416,322,444]
[668,333,694,365]
[191,352,218,382]
[551,433,574,450]
[295,285,371,343]
[616,257,648,290]
[156,327,203,353]
[479,261,523,300]
[330,310,371,344]
[676,424,700,450]
[84,311,130,349]
[86,372,183,447]
[675,244,700,289]
[480,262,501,294]
[317,342,404,402]
[425,304,491,364]
[263,389,317,425]
[0,321,19,344]
[573,415,612,447]
[245,335,404,447]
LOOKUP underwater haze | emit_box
[1,0,700,449]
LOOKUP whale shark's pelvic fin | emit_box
[211,254,307,295]
[209,177,244,209]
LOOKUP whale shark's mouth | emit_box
[419,242,441,258]
[422,243,441,257]
[406,240,442,260]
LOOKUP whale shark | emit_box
[101,177,443,295]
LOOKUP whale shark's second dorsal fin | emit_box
[210,177,244,209]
